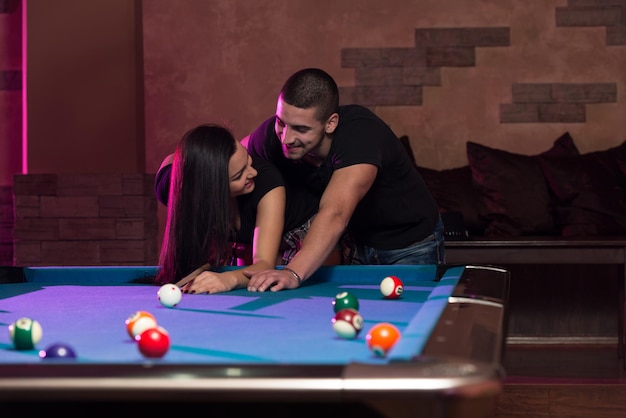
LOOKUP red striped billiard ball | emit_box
[332,308,364,339]
[366,322,401,357]
[136,326,170,358]
[380,276,404,299]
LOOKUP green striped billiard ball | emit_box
[9,317,43,350]
[332,291,359,313]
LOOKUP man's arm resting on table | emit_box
[289,163,377,280]
[247,164,377,291]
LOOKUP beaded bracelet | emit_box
[282,267,303,286]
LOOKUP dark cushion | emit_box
[538,141,626,236]
[416,165,488,236]
[466,132,579,236]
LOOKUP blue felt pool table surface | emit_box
[1,265,463,364]
[0,264,510,418]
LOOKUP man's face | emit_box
[274,97,326,160]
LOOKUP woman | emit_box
[154,123,318,294]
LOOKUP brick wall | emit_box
[12,174,158,266]
[556,0,626,46]
[339,27,511,107]
[0,186,13,265]
[501,82,618,123]
[338,6,623,122]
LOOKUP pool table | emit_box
[0,264,510,418]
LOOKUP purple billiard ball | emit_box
[39,343,77,360]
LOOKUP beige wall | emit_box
[25,0,143,174]
[0,0,22,186]
[143,0,626,174]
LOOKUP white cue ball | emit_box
[157,284,182,308]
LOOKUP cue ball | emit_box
[136,326,170,358]
[39,343,77,360]
[366,322,401,357]
[380,276,404,299]
[332,291,359,313]
[332,308,364,339]
[8,317,43,350]
[125,310,158,339]
[158,284,182,308]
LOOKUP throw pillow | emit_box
[466,132,579,236]
[401,134,488,236]
[416,165,488,236]
[538,141,626,236]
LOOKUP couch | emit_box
[405,132,626,239]
[402,133,626,354]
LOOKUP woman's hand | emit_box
[180,270,246,294]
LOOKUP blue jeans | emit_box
[343,217,445,265]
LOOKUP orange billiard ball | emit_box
[366,322,401,357]
[125,310,157,339]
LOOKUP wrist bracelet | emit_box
[282,267,303,286]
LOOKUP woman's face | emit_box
[228,141,257,197]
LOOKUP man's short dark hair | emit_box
[279,68,340,122]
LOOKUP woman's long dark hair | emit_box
[155,124,237,284]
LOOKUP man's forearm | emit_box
[284,211,347,281]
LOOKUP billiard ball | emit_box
[366,322,401,357]
[332,291,359,313]
[39,343,77,360]
[136,326,170,358]
[158,284,182,308]
[125,310,158,339]
[8,317,43,350]
[331,308,364,339]
[380,276,404,299]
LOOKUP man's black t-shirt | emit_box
[246,104,440,250]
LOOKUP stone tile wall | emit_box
[12,173,158,266]
[340,26,618,121]
[0,186,13,265]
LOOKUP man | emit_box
[243,68,444,292]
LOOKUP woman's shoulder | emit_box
[249,158,285,198]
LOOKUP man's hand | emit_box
[244,268,300,292]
